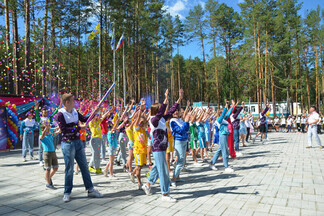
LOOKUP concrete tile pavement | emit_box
[0,132,323,216]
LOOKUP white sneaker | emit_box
[88,189,103,198]
[103,170,108,177]
[142,184,152,195]
[225,167,234,173]
[236,152,243,157]
[74,170,80,175]
[109,175,119,180]
[170,181,177,187]
[209,164,218,171]
[23,158,27,162]
[194,162,202,167]
[137,184,142,190]
[262,140,266,145]
[181,167,189,172]
[252,138,256,144]
[161,195,177,202]
[129,173,135,183]
[63,194,71,202]
[39,161,44,166]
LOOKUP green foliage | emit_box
[0,0,322,112]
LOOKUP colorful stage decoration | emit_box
[5,101,18,149]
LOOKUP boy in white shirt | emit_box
[274,117,279,132]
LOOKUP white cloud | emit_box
[163,0,186,19]
[238,0,245,3]
[199,1,206,9]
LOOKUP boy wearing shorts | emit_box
[40,122,59,190]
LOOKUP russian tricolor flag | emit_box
[115,34,125,51]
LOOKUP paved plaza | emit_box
[0,132,323,216]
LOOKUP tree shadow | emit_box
[174,185,260,201]
[175,173,238,186]
[235,163,271,171]
[0,161,39,167]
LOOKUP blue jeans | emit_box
[308,125,322,147]
[211,134,229,168]
[102,134,108,159]
[148,151,170,195]
[265,124,268,138]
[173,140,187,178]
[61,139,94,195]
[234,129,240,151]
[22,132,34,158]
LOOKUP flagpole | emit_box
[123,42,125,107]
[113,28,116,106]
[99,28,101,100]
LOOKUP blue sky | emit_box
[164,0,324,59]
[1,0,323,60]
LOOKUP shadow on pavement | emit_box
[174,185,260,200]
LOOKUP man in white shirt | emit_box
[307,106,323,149]
[296,115,301,132]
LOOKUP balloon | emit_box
[5,102,18,149]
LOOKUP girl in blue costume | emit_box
[209,100,234,173]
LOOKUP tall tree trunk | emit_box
[257,22,263,108]
[24,0,31,95]
[4,0,12,93]
[171,61,174,103]
[315,43,319,108]
[177,43,181,94]
[304,48,311,110]
[155,42,159,100]
[32,0,37,95]
[264,29,268,106]
[201,37,208,102]
[68,36,72,88]
[103,0,107,90]
[99,0,103,98]
[151,51,155,98]
[320,41,324,110]
[271,56,275,118]
[12,5,19,95]
[136,0,140,100]
[50,0,56,94]
[295,31,301,112]
[144,50,148,95]
[212,27,220,108]
[42,0,49,96]
[253,17,259,111]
